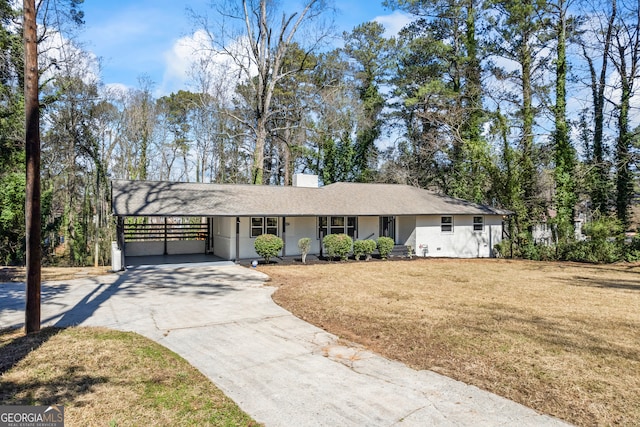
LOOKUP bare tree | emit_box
[196,0,334,184]
[580,0,617,215]
[608,0,640,228]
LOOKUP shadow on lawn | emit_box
[0,327,107,406]
[472,303,639,360]
[565,275,640,292]
[0,327,60,375]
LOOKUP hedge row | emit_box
[323,234,396,261]
[254,233,401,263]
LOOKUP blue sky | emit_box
[79,0,411,96]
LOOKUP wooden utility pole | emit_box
[24,0,41,334]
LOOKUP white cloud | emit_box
[160,30,257,97]
[103,82,130,95]
[160,30,210,95]
[373,11,413,38]
[38,30,100,87]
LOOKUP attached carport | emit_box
[110,178,324,268]
[111,180,231,269]
[111,216,223,269]
[110,179,371,266]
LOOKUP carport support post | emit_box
[116,217,124,250]
[163,217,168,255]
[235,217,240,262]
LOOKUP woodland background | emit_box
[1,0,639,266]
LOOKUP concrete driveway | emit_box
[0,263,571,426]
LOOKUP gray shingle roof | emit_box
[111,179,511,217]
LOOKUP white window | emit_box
[330,216,345,235]
[251,217,263,238]
[473,216,484,232]
[318,216,357,238]
[251,217,279,237]
[441,216,453,233]
[265,217,278,235]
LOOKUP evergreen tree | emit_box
[608,0,640,229]
[342,21,391,182]
[0,0,25,264]
[486,0,549,235]
[385,0,491,202]
[551,0,578,244]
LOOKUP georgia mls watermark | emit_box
[0,405,64,427]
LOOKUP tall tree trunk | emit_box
[520,39,536,220]
[553,0,576,243]
[253,119,267,184]
[616,76,632,227]
[586,0,616,214]
[24,0,41,334]
[609,0,639,229]
[465,0,482,143]
[463,0,485,203]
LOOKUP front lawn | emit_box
[0,327,257,426]
[263,258,640,426]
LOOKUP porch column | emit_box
[282,216,286,257]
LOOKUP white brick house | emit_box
[111,175,510,262]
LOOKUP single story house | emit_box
[111,174,510,265]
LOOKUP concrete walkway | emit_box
[0,264,571,426]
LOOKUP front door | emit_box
[380,216,395,242]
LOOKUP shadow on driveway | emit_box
[46,265,252,328]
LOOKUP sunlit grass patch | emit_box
[264,258,640,426]
[0,327,258,426]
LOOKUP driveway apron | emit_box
[0,264,571,426]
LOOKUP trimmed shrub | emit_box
[353,239,377,261]
[254,234,283,263]
[298,237,312,264]
[323,233,353,261]
[377,236,395,259]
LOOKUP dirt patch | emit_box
[0,266,113,283]
[263,258,640,426]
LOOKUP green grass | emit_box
[0,327,258,426]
